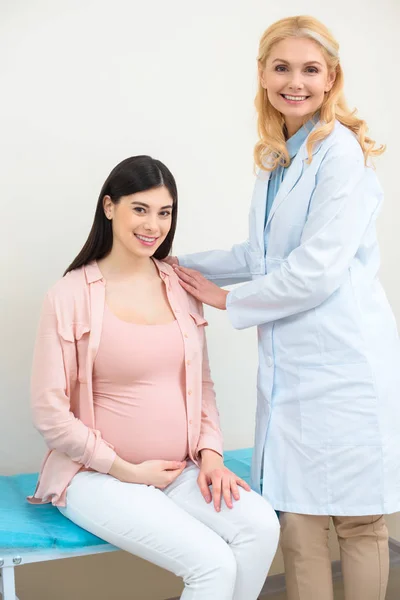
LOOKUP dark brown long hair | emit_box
[64,155,178,275]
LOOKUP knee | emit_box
[253,504,281,554]
[239,497,281,555]
[335,515,389,542]
[280,513,307,554]
[280,512,299,550]
[280,514,330,556]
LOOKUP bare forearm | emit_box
[109,455,139,482]
[200,448,224,465]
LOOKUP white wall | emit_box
[1,2,399,592]
[2,0,398,474]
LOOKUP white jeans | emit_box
[59,463,280,599]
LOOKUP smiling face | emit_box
[259,37,336,136]
[103,186,173,260]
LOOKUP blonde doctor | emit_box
[167,15,400,600]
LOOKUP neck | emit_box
[284,110,320,139]
[98,245,156,281]
[284,118,303,139]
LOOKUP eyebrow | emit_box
[131,201,173,209]
[272,58,324,67]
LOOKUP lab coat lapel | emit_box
[265,154,305,228]
[265,121,323,229]
[250,169,270,254]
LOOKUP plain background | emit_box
[1,0,399,597]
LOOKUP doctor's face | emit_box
[259,37,336,136]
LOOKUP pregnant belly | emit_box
[93,397,189,464]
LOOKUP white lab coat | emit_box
[180,121,400,515]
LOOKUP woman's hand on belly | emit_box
[198,449,251,512]
[109,455,187,489]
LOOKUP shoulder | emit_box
[47,266,86,297]
[155,259,175,277]
[46,266,89,310]
[156,259,205,317]
[320,121,364,162]
[41,267,92,341]
[309,121,368,186]
[313,123,382,198]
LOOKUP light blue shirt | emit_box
[264,119,316,251]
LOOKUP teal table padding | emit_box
[0,448,253,552]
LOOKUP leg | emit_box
[279,513,334,600]
[59,471,237,600]
[164,462,280,600]
[0,567,18,600]
[333,514,389,600]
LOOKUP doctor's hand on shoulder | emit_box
[172,265,229,310]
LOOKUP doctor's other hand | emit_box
[163,256,179,267]
[173,265,229,310]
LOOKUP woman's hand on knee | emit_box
[198,449,251,512]
[109,456,186,488]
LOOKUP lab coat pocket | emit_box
[298,362,380,447]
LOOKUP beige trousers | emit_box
[280,513,389,600]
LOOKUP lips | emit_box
[134,234,159,246]
[281,94,309,103]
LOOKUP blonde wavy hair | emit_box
[254,15,385,171]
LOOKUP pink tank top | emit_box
[92,305,188,464]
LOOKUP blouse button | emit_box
[184,333,189,338]
[188,389,192,395]
[186,360,191,366]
